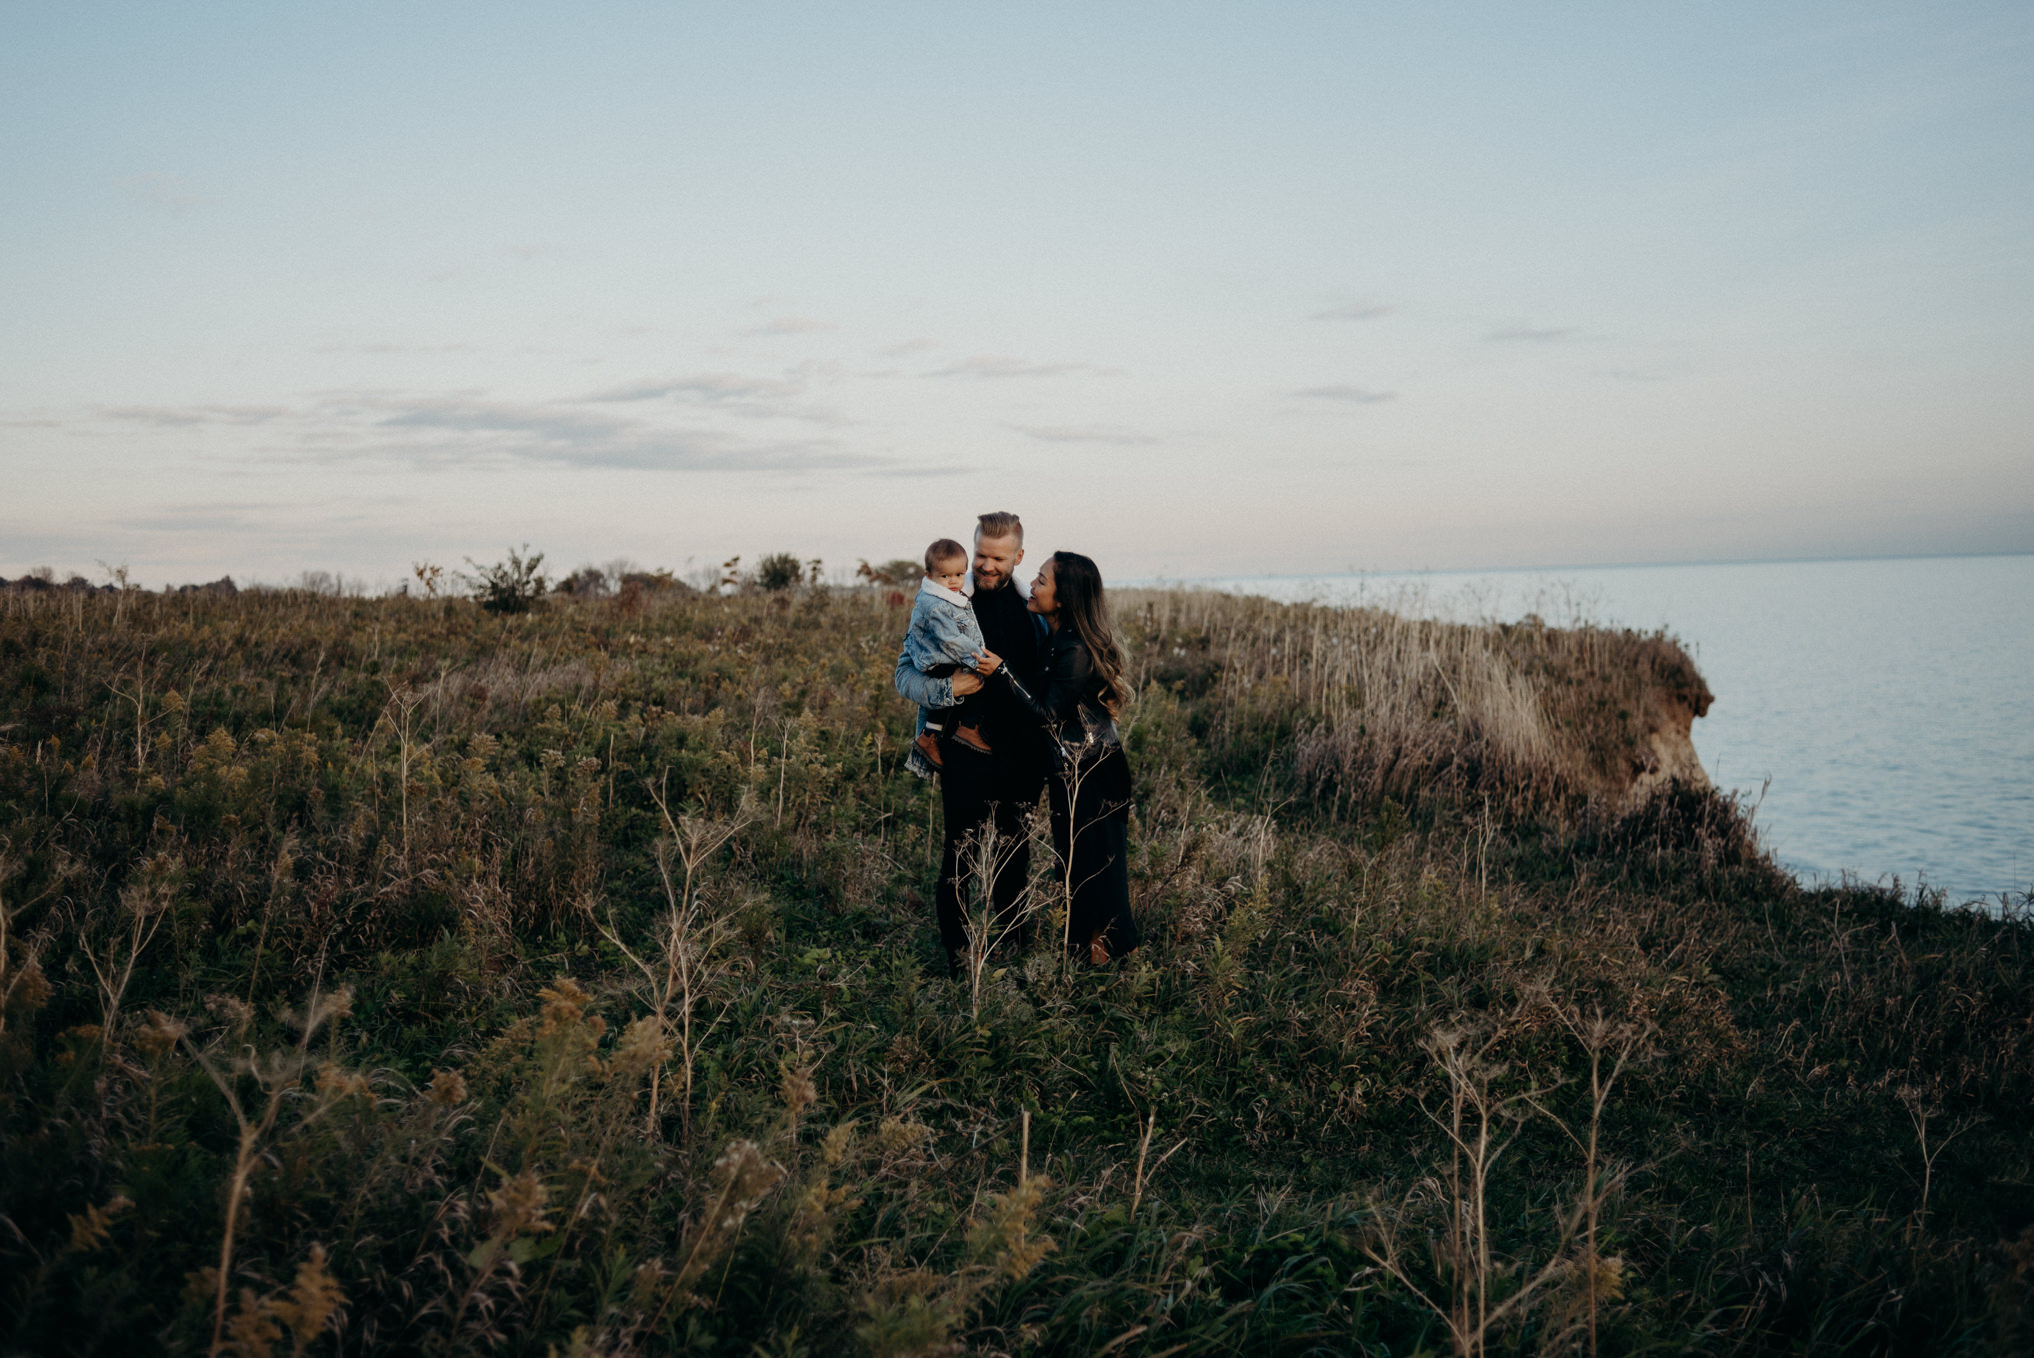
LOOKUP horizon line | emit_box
[7,545,2033,594]
[1136,546,2034,585]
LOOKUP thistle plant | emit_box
[184,984,364,1357]
[953,813,1041,1022]
[591,776,755,1139]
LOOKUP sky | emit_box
[4,1,2032,587]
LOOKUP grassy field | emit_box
[1,580,2029,1356]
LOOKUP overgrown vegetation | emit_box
[1,581,2028,1355]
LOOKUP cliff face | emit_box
[1124,591,1717,822]
[1622,684,1713,808]
[1492,619,1716,812]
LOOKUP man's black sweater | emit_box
[969,580,1048,792]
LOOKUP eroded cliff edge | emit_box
[1492,616,1716,811]
[1127,593,1717,821]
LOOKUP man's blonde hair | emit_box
[975,511,1023,544]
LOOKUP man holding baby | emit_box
[893,511,1050,975]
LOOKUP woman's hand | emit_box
[949,671,985,696]
[972,649,1003,676]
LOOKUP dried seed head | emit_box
[206,993,255,1032]
[134,1009,189,1058]
[223,1288,282,1358]
[629,1257,669,1307]
[4,959,52,1017]
[314,1063,372,1100]
[877,1117,931,1154]
[489,1169,555,1237]
[821,1119,858,1167]
[537,977,595,1036]
[118,879,172,919]
[967,1176,1055,1282]
[268,1243,345,1344]
[306,986,355,1031]
[66,1195,134,1252]
[711,1140,787,1226]
[610,1016,671,1079]
[780,1062,817,1121]
[426,1069,469,1106]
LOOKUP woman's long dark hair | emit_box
[1050,551,1129,717]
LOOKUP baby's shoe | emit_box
[953,723,992,755]
[913,731,946,770]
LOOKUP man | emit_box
[893,510,1049,975]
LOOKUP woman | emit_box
[998,551,1140,964]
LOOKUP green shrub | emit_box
[463,544,549,613]
[756,552,804,592]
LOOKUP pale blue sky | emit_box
[4,2,2031,584]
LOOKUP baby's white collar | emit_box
[919,576,972,606]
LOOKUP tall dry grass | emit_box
[1116,587,1712,820]
[0,580,2027,1355]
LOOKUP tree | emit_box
[756,552,803,592]
[464,545,549,613]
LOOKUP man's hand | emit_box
[972,649,1003,676]
[950,671,985,696]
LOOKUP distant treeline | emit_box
[2,546,933,612]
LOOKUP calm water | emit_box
[1193,555,2034,906]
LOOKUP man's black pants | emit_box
[935,741,1042,974]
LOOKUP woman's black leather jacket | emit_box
[999,630,1121,768]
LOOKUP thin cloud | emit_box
[1485,325,1578,342]
[89,391,885,474]
[373,396,623,444]
[882,338,939,356]
[115,502,288,534]
[1291,385,1397,404]
[337,394,863,470]
[101,404,293,426]
[1596,367,1669,382]
[575,370,839,423]
[1009,424,1158,446]
[1310,301,1394,321]
[925,355,1105,380]
[506,243,556,259]
[743,316,836,336]
[312,341,478,355]
[581,372,801,404]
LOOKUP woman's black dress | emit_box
[1004,631,1140,960]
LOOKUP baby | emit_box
[903,538,993,772]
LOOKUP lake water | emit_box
[1190,555,2034,907]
